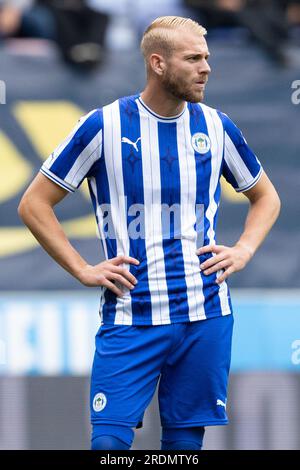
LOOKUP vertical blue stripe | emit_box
[217,111,262,181]
[157,121,189,322]
[51,109,102,179]
[89,109,117,323]
[189,103,222,317]
[213,179,222,239]
[118,96,152,324]
[88,179,106,260]
[222,159,239,190]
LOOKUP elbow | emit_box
[275,190,281,215]
[272,190,281,222]
[18,194,32,224]
[17,198,26,223]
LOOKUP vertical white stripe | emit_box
[90,177,109,325]
[137,101,170,325]
[177,110,206,320]
[90,177,108,260]
[103,101,133,325]
[201,104,231,315]
[64,129,102,187]
[224,131,255,188]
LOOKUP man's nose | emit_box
[202,59,211,74]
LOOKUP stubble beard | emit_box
[161,70,205,103]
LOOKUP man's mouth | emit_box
[195,76,207,85]
[195,81,206,88]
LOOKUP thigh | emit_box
[158,314,234,427]
[90,323,172,427]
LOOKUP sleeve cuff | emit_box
[235,167,263,193]
[40,167,77,193]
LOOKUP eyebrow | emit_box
[183,52,210,59]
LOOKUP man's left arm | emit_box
[196,171,281,284]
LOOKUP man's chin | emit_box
[188,91,204,103]
[167,85,205,103]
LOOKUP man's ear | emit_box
[149,53,166,76]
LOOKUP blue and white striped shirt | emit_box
[41,95,263,325]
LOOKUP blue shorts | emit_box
[90,314,234,429]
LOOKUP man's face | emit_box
[160,31,211,103]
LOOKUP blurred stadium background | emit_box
[0,0,300,450]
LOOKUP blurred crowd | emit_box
[0,0,109,70]
[0,0,299,69]
[185,0,300,65]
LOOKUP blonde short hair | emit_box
[141,16,207,62]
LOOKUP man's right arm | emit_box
[18,173,139,296]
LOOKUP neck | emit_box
[140,83,185,118]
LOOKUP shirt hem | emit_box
[101,309,232,326]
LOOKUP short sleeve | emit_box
[218,112,263,193]
[40,108,103,193]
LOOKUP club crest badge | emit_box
[93,393,107,412]
[191,132,211,154]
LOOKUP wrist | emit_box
[236,241,255,259]
[72,262,90,281]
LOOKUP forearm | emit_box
[236,193,280,256]
[197,173,280,283]
[18,199,87,280]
